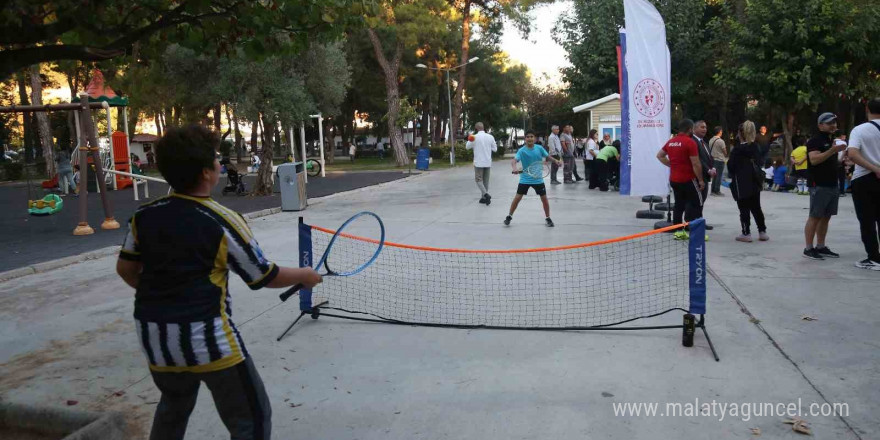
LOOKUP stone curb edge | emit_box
[0,172,425,283]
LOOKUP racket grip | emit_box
[279,283,304,302]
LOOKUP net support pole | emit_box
[698,314,720,361]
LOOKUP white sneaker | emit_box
[855,259,880,271]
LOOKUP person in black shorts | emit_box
[116,125,323,440]
[504,130,562,227]
[803,113,847,260]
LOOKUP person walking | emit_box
[728,121,768,242]
[465,122,498,205]
[548,125,563,184]
[802,113,847,260]
[562,125,582,182]
[709,126,727,196]
[656,119,704,240]
[349,144,356,162]
[376,142,385,160]
[845,98,880,270]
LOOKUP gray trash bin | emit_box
[277,162,307,211]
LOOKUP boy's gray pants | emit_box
[149,357,271,440]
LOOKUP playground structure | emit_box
[0,93,120,235]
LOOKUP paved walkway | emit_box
[0,161,875,439]
[0,171,410,272]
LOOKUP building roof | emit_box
[572,93,620,114]
[132,134,160,143]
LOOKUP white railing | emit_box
[103,169,172,201]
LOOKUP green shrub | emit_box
[1,161,23,180]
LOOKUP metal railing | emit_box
[103,169,171,201]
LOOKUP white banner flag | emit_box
[622,0,671,196]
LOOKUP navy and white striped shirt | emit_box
[120,194,278,373]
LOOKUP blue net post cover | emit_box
[688,218,706,314]
[298,217,314,312]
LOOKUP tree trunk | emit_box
[249,119,259,156]
[420,98,430,148]
[367,28,407,166]
[323,118,335,164]
[451,0,473,148]
[213,103,222,134]
[780,110,794,166]
[16,71,35,163]
[155,113,163,137]
[253,113,275,195]
[232,106,243,163]
[29,66,56,177]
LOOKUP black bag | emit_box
[752,159,765,190]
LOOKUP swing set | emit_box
[0,92,120,234]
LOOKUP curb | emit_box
[0,402,125,440]
[0,172,426,283]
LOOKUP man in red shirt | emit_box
[656,119,705,228]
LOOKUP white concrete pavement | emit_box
[1,160,876,439]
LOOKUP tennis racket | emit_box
[514,161,551,180]
[279,211,385,302]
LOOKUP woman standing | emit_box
[728,121,769,242]
[585,129,599,189]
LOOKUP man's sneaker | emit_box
[855,259,880,271]
[799,191,809,195]
[563,180,574,184]
[479,195,488,204]
[545,217,555,227]
[551,181,561,185]
[710,192,724,197]
[673,230,689,241]
[575,177,584,182]
[815,246,840,258]
[735,234,753,243]
[839,193,847,197]
[485,194,492,201]
[803,248,824,260]
[504,215,512,226]
[758,231,770,241]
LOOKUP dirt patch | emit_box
[0,319,131,392]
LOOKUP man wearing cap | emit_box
[802,112,848,260]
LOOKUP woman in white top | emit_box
[349,144,356,162]
[585,129,600,189]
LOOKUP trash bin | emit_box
[416,148,430,170]
[277,162,307,211]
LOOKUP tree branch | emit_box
[0,45,124,80]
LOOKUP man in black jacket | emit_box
[693,121,715,230]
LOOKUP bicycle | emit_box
[306,158,322,177]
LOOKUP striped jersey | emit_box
[119,194,278,373]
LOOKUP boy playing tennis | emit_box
[504,130,563,227]
[116,125,322,440]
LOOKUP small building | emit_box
[572,93,622,142]
[129,134,159,162]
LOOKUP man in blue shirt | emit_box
[504,130,563,227]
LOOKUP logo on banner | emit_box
[633,78,665,117]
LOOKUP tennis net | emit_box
[294,218,707,330]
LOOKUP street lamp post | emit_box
[416,57,480,166]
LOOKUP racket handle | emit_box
[279,283,304,302]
